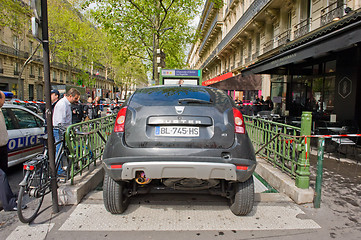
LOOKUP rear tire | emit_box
[103,172,129,214]
[229,177,254,216]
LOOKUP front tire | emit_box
[17,174,45,223]
[229,177,254,216]
[103,172,130,214]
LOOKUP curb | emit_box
[255,157,314,204]
[58,164,104,205]
[55,158,314,206]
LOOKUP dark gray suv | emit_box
[102,85,256,215]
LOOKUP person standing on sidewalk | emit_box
[0,90,18,211]
[52,88,80,175]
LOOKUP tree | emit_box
[0,0,29,36]
[83,0,204,84]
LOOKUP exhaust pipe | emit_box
[135,171,151,185]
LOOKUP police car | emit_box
[2,103,45,167]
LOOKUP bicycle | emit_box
[17,127,70,223]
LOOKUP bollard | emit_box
[296,111,312,189]
[314,137,325,208]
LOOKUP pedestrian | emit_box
[264,96,274,111]
[110,98,120,115]
[253,95,261,115]
[53,88,80,175]
[71,100,84,124]
[0,90,20,211]
[40,89,60,119]
[93,96,101,119]
[83,96,94,121]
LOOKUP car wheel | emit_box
[229,177,254,216]
[103,172,130,214]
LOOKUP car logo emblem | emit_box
[175,106,185,114]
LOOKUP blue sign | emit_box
[162,69,200,77]
[7,135,43,152]
[175,70,200,77]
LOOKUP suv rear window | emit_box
[130,86,230,107]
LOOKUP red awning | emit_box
[202,72,233,86]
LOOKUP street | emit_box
[1,152,360,239]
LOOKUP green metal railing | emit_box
[244,111,312,189]
[65,114,116,184]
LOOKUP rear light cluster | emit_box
[23,165,35,171]
[232,108,245,134]
[114,107,127,132]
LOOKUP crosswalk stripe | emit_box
[59,204,320,231]
[6,223,54,240]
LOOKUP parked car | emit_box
[102,85,257,216]
[2,103,45,167]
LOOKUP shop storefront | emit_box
[241,13,361,133]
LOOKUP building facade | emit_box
[0,1,115,101]
[189,0,361,130]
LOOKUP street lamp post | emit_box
[152,27,173,85]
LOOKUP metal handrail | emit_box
[244,115,303,179]
[277,29,291,46]
[294,18,312,39]
[65,114,116,184]
[321,3,345,26]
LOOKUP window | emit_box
[29,84,34,100]
[30,65,34,76]
[2,109,16,130]
[130,86,230,107]
[52,71,56,81]
[14,62,19,75]
[13,36,19,50]
[29,41,33,54]
[0,58,3,73]
[11,108,42,128]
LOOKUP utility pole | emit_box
[32,0,59,213]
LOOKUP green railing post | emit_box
[296,111,312,189]
[314,137,325,208]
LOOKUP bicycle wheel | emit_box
[17,170,45,223]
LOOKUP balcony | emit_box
[263,39,274,53]
[294,18,311,39]
[29,74,35,78]
[278,29,291,46]
[321,3,345,26]
[38,76,43,80]
[199,14,222,54]
[0,44,29,59]
[252,50,259,60]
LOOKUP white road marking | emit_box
[6,223,54,240]
[59,204,320,231]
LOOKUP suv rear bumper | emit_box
[103,159,256,183]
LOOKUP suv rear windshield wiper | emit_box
[178,98,213,104]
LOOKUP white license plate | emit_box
[155,126,199,137]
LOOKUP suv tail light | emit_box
[233,107,245,134]
[114,107,127,132]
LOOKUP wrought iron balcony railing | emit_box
[321,3,345,26]
[263,39,274,53]
[252,50,259,60]
[277,29,291,46]
[294,18,311,39]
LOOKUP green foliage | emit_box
[83,0,203,70]
[0,0,30,36]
